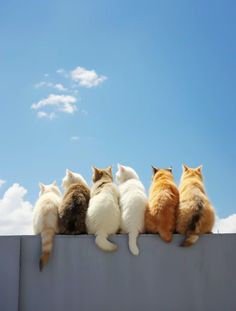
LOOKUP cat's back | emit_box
[59,182,90,234]
[149,177,179,212]
[179,177,205,200]
[91,180,118,200]
[64,183,90,201]
[34,192,60,215]
[150,178,177,197]
[120,179,147,202]
[60,182,90,212]
[33,193,60,234]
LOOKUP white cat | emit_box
[116,164,147,255]
[33,181,62,271]
[86,166,120,252]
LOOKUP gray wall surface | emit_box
[1,234,236,311]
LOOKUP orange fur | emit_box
[145,167,179,242]
[176,164,215,247]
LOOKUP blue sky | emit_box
[0,0,235,222]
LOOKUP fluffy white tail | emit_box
[128,230,140,256]
[39,228,55,271]
[95,233,117,252]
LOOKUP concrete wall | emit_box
[1,234,236,311]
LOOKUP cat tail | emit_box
[95,232,118,252]
[39,228,55,271]
[181,198,204,247]
[128,230,140,256]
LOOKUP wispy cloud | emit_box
[56,68,68,78]
[0,179,6,187]
[70,66,107,88]
[0,183,33,235]
[37,111,56,120]
[70,136,79,142]
[31,94,77,118]
[32,65,107,120]
[34,81,67,91]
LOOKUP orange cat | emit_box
[145,166,179,242]
[176,164,215,247]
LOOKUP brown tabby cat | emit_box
[176,164,215,247]
[58,170,90,234]
[145,166,179,242]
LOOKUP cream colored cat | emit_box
[33,181,62,271]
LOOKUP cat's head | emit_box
[151,166,173,181]
[92,166,113,183]
[39,181,61,197]
[62,169,88,190]
[181,164,203,181]
[116,164,139,184]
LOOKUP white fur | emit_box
[33,182,62,235]
[116,164,147,255]
[62,169,88,191]
[86,179,120,252]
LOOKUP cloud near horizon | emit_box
[0,183,33,235]
[213,214,236,233]
[0,179,6,187]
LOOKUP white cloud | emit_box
[213,214,236,233]
[34,81,67,91]
[32,94,77,118]
[0,179,6,187]
[32,65,106,119]
[70,66,107,88]
[0,183,33,235]
[81,109,88,116]
[37,111,56,120]
[70,136,79,141]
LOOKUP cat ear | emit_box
[52,180,57,186]
[182,164,189,172]
[39,182,45,191]
[92,166,99,173]
[107,166,112,174]
[196,165,203,173]
[118,164,125,172]
[152,165,159,174]
[66,169,73,178]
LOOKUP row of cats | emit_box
[33,164,215,271]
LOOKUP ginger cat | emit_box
[145,166,179,242]
[176,164,215,247]
[33,181,62,271]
